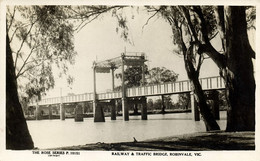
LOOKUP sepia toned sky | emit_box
[45,7,224,97]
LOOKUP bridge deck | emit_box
[29,76,225,106]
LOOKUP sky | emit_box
[45,7,221,98]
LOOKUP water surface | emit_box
[27,112,226,149]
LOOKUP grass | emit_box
[47,131,255,151]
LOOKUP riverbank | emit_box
[48,131,254,151]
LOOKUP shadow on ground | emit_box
[49,131,255,151]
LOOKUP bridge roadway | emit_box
[29,76,225,121]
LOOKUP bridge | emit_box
[28,53,225,122]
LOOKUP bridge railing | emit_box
[38,97,61,105]
[127,80,191,97]
[29,76,225,106]
[97,91,122,100]
[200,76,225,90]
[62,93,93,103]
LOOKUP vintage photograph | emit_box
[2,2,258,160]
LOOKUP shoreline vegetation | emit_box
[25,109,194,120]
[46,131,254,151]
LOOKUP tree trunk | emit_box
[184,48,220,131]
[225,7,255,131]
[6,34,34,149]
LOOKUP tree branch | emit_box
[214,6,226,53]
[16,61,45,79]
[198,43,226,68]
[75,13,101,32]
[179,6,199,43]
[14,20,36,70]
[9,27,18,43]
[16,45,36,79]
[196,53,204,73]
[193,6,226,69]
[142,9,160,31]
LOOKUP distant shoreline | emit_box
[25,109,195,120]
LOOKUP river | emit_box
[27,111,227,149]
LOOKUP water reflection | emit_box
[27,112,226,149]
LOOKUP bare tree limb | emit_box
[142,9,160,31]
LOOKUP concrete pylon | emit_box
[75,104,84,122]
[141,97,147,120]
[94,102,105,122]
[93,62,105,122]
[48,105,52,120]
[161,95,166,114]
[122,98,129,121]
[60,103,65,120]
[111,99,116,120]
[190,92,200,121]
[35,103,40,120]
[121,53,129,121]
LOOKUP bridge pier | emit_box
[141,97,147,120]
[190,92,200,121]
[75,104,84,122]
[111,99,116,120]
[48,105,52,120]
[94,101,105,122]
[122,98,129,121]
[35,103,40,120]
[60,103,65,120]
[161,95,166,114]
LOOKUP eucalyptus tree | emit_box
[148,67,178,85]
[142,6,255,131]
[121,6,255,131]
[6,5,122,149]
[6,6,78,149]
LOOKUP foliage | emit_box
[115,65,149,88]
[246,6,256,30]
[148,67,178,85]
[177,93,190,108]
[7,6,77,100]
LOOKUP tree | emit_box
[115,65,149,88]
[7,6,77,100]
[153,6,221,130]
[177,93,190,109]
[220,7,255,131]
[147,67,178,85]
[6,6,80,149]
[147,6,255,131]
[6,34,34,149]
[6,5,124,149]
[183,6,255,131]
